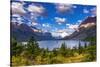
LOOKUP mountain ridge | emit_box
[11,22,55,42]
[64,16,96,40]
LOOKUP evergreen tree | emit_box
[52,48,58,56]
[26,36,40,59]
[73,46,77,51]
[40,48,48,58]
[60,42,66,51]
[84,42,87,48]
[85,45,96,61]
[59,42,67,56]
[78,41,81,49]
[11,37,23,56]
[78,41,82,54]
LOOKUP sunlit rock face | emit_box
[79,16,96,28]
[80,22,95,28]
[64,16,96,40]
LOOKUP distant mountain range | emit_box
[11,22,55,42]
[11,16,96,41]
[64,16,96,40]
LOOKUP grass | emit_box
[12,52,93,66]
[11,37,96,66]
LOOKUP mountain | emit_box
[11,22,55,42]
[80,16,96,25]
[64,16,96,40]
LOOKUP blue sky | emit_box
[11,1,96,37]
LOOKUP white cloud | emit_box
[11,18,17,23]
[60,32,69,38]
[42,24,46,27]
[12,14,21,17]
[90,7,96,16]
[83,9,89,14]
[55,3,73,13]
[66,23,70,26]
[12,14,22,21]
[11,14,23,24]
[11,17,23,25]
[42,23,51,28]
[51,32,60,37]
[43,30,48,33]
[73,5,77,8]
[68,24,79,32]
[28,4,45,14]
[56,29,65,33]
[77,20,82,23]
[51,28,74,38]
[69,24,78,29]
[17,17,22,21]
[27,4,46,21]
[11,2,26,15]
[58,23,62,25]
[31,21,38,26]
[55,29,73,33]
[51,32,69,38]
[55,17,66,23]
[30,13,38,20]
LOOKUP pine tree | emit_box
[78,41,81,49]
[59,42,66,56]
[53,48,58,56]
[78,41,82,54]
[11,37,23,56]
[26,36,40,59]
[84,42,87,48]
[60,42,66,51]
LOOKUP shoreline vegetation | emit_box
[11,36,96,66]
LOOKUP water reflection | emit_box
[38,40,90,50]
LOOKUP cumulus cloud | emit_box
[11,2,26,15]
[55,17,66,24]
[83,9,89,14]
[12,14,21,19]
[31,21,38,26]
[42,23,51,28]
[73,5,77,8]
[27,3,47,21]
[11,14,23,23]
[66,23,78,28]
[42,24,47,27]
[30,13,38,20]
[11,17,23,25]
[68,24,78,29]
[55,3,74,13]
[51,28,74,38]
[56,29,65,33]
[66,23,80,32]
[27,4,45,14]
[68,24,79,32]
[60,32,69,37]
[51,31,69,38]
[66,23,70,26]
[77,20,82,23]
[11,18,17,23]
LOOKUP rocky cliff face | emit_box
[11,22,55,42]
[64,16,96,40]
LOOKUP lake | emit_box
[37,40,90,50]
[22,40,90,50]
